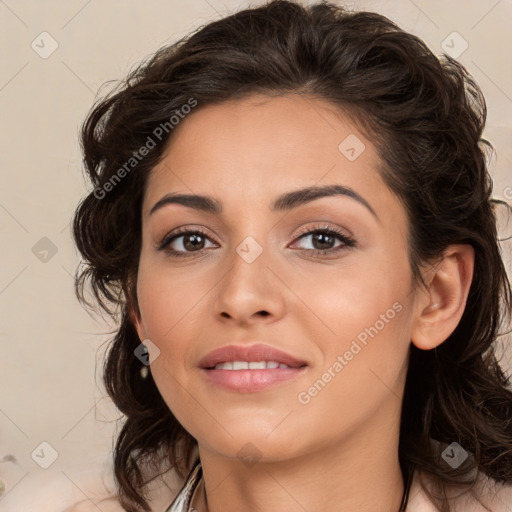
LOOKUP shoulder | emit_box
[65,498,125,512]
[462,473,512,512]
[63,458,187,512]
[407,468,512,512]
[0,454,187,512]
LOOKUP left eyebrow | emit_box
[270,184,378,219]
[148,184,379,221]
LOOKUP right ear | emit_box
[126,286,147,342]
[129,307,149,342]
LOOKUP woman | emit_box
[71,1,512,510]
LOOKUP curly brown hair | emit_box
[72,1,512,511]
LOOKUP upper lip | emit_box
[199,343,308,369]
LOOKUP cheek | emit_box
[293,248,413,422]
[136,257,209,341]
[294,302,413,446]
[293,247,411,348]
[308,278,411,389]
[135,255,214,395]
[134,266,201,411]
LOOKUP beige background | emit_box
[1,0,511,508]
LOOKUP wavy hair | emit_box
[72,1,512,510]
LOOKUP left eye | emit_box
[292,228,355,253]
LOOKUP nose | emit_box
[212,239,286,327]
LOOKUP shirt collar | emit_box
[165,459,202,512]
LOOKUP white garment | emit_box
[1,453,512,512]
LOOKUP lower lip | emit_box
[200,367,307,392]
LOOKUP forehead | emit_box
[142,93,393,217]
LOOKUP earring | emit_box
[140,366,149,379]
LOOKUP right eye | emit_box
[158,228,218,257]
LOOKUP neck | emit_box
[194,399,406,512]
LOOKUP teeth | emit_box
[248,361,266,369]
[214,360,290,370]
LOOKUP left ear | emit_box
[411,244,475,351]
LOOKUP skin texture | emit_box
[131,93,474,512]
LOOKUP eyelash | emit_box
[157,224,356,259]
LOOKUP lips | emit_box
[199,343,308,370]
[199,343,309,392]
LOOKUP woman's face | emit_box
[133,94,420,463]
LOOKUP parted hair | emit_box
[72,1,512,511]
